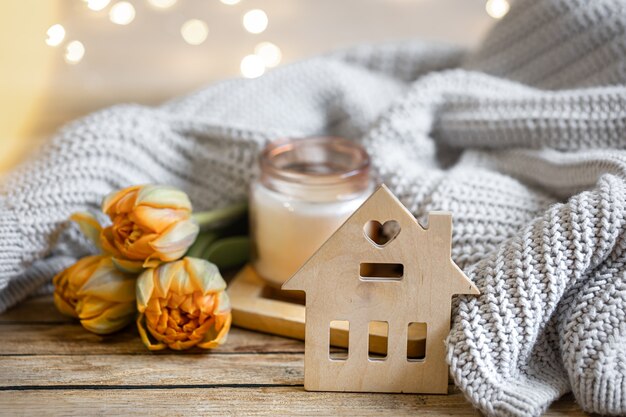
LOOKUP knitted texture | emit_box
[1,0,625,415]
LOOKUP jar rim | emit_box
[259,136,370,186]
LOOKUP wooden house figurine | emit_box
[282,185,479,394]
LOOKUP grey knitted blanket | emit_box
[1,0,625,415]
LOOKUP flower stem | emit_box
[191,202,248,231]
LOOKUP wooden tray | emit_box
[227,265,426,357]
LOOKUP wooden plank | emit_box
[0,325,305,355]
[0,388,585,417]
[0,286,586,416]
[0,295,71,323]
[0,354,303,387]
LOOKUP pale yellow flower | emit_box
[53,255,136,334]
[136,257,232,350]
[95,184,199,271]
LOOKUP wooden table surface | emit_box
[0,295,587,416]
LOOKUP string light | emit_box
[181,19,209,45]
[109,1,136,25]
[147,0,177,9]
[65,40,85,64]
[45,24,66,47]
[85,0,111,11]
[485,0,510,19]
[220,0,241,4]
[240,54,265,78]
[254,42,281,68]
[243,9,268,34]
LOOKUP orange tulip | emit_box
[100,185,199,270]
[53,255,137,334]
[136,257,232,350]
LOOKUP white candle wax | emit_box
[250,182,371,287]
[249,136,372,287]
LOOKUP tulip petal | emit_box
[143,258,162,269]
[80,301,135,334]
[155,262,174,297]
[111,257,144,274]
[78,259,137,303]
[185,257,226,295]
[76,296,115,320]
[136,269,155,313]
[130,206,189,233]
[102,185,142,215]
[115,191,138,214]
[167,339,197,351]
[53,292,79,318]
[100,228,123,258]
[176,260,199,295]
[137,314,167,351]
[149,220,199,262]
[135,185,192,211]
[214,290,231,315]
[169,262,195,295]
[52,255,107,318]
[123,232,160,260]
[197,313,232,349]
[197,292,232,349]
[68,255,106,289]
[70,212,103,251]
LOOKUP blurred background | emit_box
[0,0,510,171]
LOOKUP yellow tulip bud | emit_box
[100,185,199,270]
[53,255,137,334]
[136,257,232,351]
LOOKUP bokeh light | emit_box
[181,19,209,45]
[243,9,268,34]
[254,42,281,68]
[240,54,265,78]
[85,0,111,12]
[147,0,177,9]
[109,1,136,25]
[485,0,510,19]
[45,24,66,47]
[64,40,85,64]
[220,0,241,4]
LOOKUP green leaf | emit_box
[203,236,250,270]
[185,232,219,258]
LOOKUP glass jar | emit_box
[250,136,373,288]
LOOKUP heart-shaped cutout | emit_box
[363,220,401,247]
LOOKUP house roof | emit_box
[282,184,479,296]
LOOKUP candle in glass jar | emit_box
[250,137,373,288]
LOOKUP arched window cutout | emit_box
[363,220,400,247]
